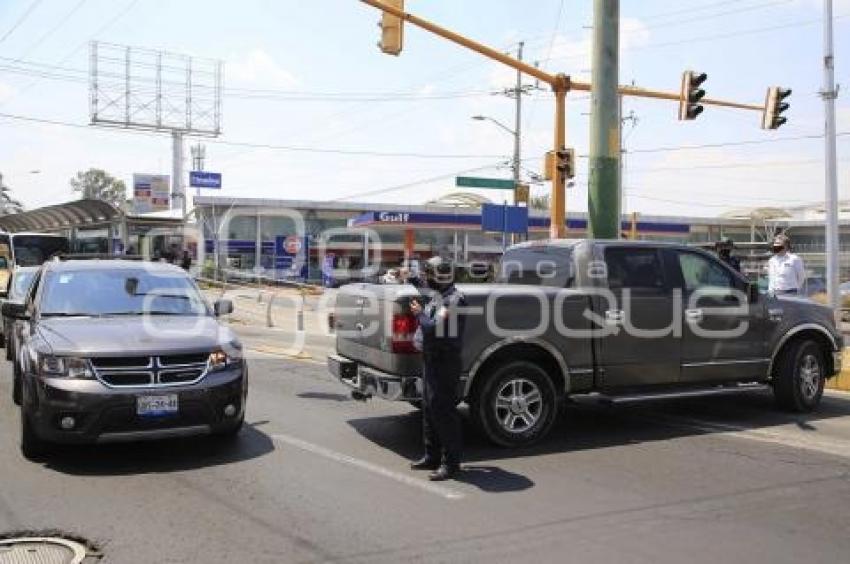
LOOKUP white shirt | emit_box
[767,252,806,292]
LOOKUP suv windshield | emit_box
[39,267,208,317]
[497,245,575,287]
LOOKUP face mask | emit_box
[772,246,784,254]
[719,249,731,258]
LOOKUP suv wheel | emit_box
[774,338,825,412]
[471,360,559,447]
[20,408,48,460]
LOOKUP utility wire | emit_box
[337,163,506,201]
[639,0,793,31]
[546,14,850,64]
[0,110,505,159]
[0,62,499,101]
[641,0,754,20]
[628,133,841,154]
[0,0,44,43]
[14,0,87,61]
[0,109,847,161]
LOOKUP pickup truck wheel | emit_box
[472,360,558,448]
[774,339,825,412]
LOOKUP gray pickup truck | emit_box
[328,240,843,447]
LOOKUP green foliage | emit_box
[70,168,127,208]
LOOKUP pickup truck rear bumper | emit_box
[328,354,422,402]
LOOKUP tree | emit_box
[70,168,127,208]
[0,173,24,216]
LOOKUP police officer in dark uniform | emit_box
[716,237,741,272]
[408,256,465,481]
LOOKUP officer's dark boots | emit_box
[410,454,439,471]
[428,462,460,481]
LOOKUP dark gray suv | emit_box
[3,258,247,459]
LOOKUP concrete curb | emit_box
[248,345,316,362]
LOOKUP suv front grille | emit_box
[101,372,154,386]
[159,353,209,366]
[159,367,206,384]
[90,354,211,388]
[91,357,151,369]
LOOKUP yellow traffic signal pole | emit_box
[552,75,569,238]
[360,0,766,239]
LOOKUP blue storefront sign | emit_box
[189,171,222,189]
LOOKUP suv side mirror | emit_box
[213,299,233,317]
[748,283,760,304]
[2,301,29,320]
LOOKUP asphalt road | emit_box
[2,336,850,562]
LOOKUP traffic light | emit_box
[679,71,708,121]
[555,147,575,180]
[762,87,791,130]
[378,0,404,56]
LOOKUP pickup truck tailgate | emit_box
[333,283,422,377]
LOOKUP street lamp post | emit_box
[472,115,519,250]
[471,115,519,203]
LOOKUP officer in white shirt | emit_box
[767,234,806,295]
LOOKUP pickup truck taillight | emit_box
[391,313,419,354]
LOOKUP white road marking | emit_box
[271,432,465,501]
[643,414,850,460]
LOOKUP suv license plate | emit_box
[137,395,179,417]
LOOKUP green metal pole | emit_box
[588,0,620,239]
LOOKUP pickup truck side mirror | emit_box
[747,283,760,304]
[2,301,29,320]
[213,299,233,317]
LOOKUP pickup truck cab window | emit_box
[678,251,734,292]
[603,247,666,294]
[498,246,575,288]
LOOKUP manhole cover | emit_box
[0,537,91,564]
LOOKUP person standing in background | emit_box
[768,234,806,295]
[715,237,741,273]
[180,250,192,271]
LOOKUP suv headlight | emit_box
[208,348,241,371]
[39,355,94,379]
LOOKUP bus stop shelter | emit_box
[0,199,185,255]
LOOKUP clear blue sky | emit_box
[0,0,847,217]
